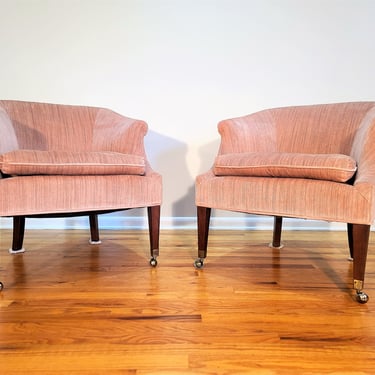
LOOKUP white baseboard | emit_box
[0,215,354,231]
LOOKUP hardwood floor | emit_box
[1,228,375,374]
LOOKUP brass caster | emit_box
[356,291,369,304]
[150,257,158,267]
[194,258,204,269]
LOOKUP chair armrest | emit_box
[351,107,375,187]
[217,110,277,155]
[93,109,148,156]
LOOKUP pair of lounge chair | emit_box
[1,100,375,303]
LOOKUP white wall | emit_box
[1,0,375,230]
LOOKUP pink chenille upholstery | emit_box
[195,102,375,303]
[0,101,162,280]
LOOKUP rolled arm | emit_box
[351,107,375,187]
[217,110,277,155]
[93,109,148,157]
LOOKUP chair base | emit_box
[4,206,161,268]
[196,207,370,304]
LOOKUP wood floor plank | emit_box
[1,229,375,374]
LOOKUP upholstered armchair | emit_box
[0,100,162,290]
[195,102,375,303]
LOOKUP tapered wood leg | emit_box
[89,214,101,244]
[10,216,26,253]
[350,224,370,284]
[271,216,283,248]
[147,205,160,259]
[348,223,370,303]
[347,223,354,260]
[197,206,211,259]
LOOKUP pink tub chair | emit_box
[195,102,375,303]
[0,100,162,290]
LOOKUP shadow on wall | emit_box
[172,137,227,223]
[171,137,226,226]
[145,130,194,225]
[198,138,220,173]
[146,132,223,227]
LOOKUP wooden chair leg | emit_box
[270,216,283,248]
[195,206,211,268]
[10,216,26,254]
[147,205,160,265]
[347,223,354,260]
[89,214,101,244]
[349,223,370,303]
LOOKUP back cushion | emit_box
[218,103,375,157]
[0,101,97,151]
[271,103,375,154]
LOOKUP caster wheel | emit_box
[150,257,158,267]
[0,282,3,291]
[356,291,369,304]
[194,258,204,269]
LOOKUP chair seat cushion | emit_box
[0,150,146,176]
[213,152,357,182]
